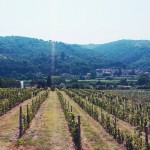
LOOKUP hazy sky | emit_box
[0,0,150,44]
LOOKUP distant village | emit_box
[61,69,150,80]
[95,69,149,77]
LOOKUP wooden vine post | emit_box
[19,106,23,138]
[101,102,102,123]
[68,101,69,109]
[70,105,72,112]
[78,116,80,136]
[27,104,29,127]
[78,115,81,149]
[114,98,117,139]
[123,98,125,120]
[32,99,33,106]
[32,99,34,114]
[86,97,87,111]
[114,109,117,139]
[145,126,148,145]
[82,101,84,109]
[92,99,94,116]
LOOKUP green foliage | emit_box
[51,76,65,85]
[0,78,20,88]
[37,80,47,88]
[65,89,150,149]
[47,76,52,87]
[119,78,128,85]
[0,88,42,115]
[0,36,150,79]
[138,75,150,85]
[17,139,25,145]
[56,90,80,146]
[20,90,49,137]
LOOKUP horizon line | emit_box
[0,35,150,45]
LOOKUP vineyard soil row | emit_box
[77,93,141,136]
[12,91,75,150]
[0,91,45,150]
[71,89,150,141]
[61,91,124,150]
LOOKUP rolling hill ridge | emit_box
[0,36,150,79]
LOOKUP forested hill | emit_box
[84,40,150,69]
[0,36,150,79]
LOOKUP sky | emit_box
[0,0,150,44]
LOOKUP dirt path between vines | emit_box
[12,91,75,150]
[0,91,44,150]
[62,91,124,150]
[71,90,149,149]
[81,96,149,140]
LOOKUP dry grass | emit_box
[0,91,45,150]
[15,91,75,150]
[61,91,123,150]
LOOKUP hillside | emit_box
[89,40,150,69]
[0,36,150,79]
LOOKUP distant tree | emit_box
[130,69,135,75]
[11,71,18,79]
[70,78,78,83]
[78,83,85,89]
[96,81,102,85]
[114,69,122,76]
[47,75,52,87]
[20,75,27,80]
[103,73,110,76]
[26,71,35,80]
[105,77,113,80]
[90,71,96,79]
[0,78,20,88]
[79,75,84,80]
[128,81,134,86]
[105,83,111,88]
[114,84,117,88]
[37,80,46,88]
[119,78,128,85]
[30,80,36,86]
[60,52,65,61]
[0,78,2,87]
[52,76,65,85]
[138,75,150,85]
[118,69,122,76]
[72,83,79,89]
